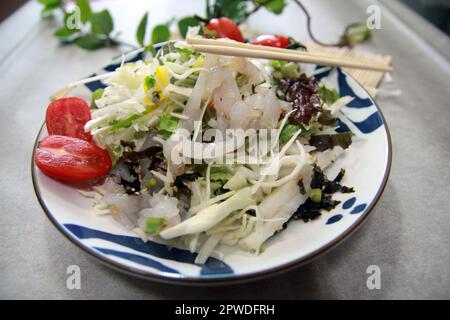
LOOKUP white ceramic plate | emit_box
[32,52,392,284]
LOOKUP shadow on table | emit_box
[97,257,321,299]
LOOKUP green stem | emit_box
[240,0,270,24]
[292,0,341,47]
[109,37,139,49]
[193,14,209,23]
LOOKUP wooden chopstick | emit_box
[187,37,392,72]
[188,37,334,58]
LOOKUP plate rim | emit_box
[31,72,392,286]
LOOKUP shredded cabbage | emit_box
[80,38,355,265]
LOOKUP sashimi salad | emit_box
[35,36,356,264]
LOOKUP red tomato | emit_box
[46,97,92,141]
[35,135,112,183]
[251,35,290,48]
[206,17,244,42]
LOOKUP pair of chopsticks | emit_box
[187,37,392,72]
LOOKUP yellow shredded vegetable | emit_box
[155,66,170,89]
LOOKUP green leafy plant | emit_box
[38,0,371,51]
[38,0,64,17]
[135,12,173,54]
[45,0,131,50]
[135,12,148,47]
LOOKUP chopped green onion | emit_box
[280,62,299,79]
[271,60,287,71]
[90,88,104,109]
[210,165,233,182]
[145,217,166,234]
[92,88,104,100]
[145,75,156,89]
[109,113,143,132]
[146,178,157,189]
[176,47,196,62]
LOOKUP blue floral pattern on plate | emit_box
[65,224,234,275]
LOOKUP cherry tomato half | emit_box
[35,135,112,183]
[206,17,244,42]
[251,34,290,48]
[46,97,92,141]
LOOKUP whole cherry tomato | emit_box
[206,17,244,42]
[46,97,92,141]
[252,34,290,48]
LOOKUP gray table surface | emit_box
[1,0,449,300]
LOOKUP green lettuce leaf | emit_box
[158,115,179,138]
[319,86,340,105]
[279,124,304,144]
